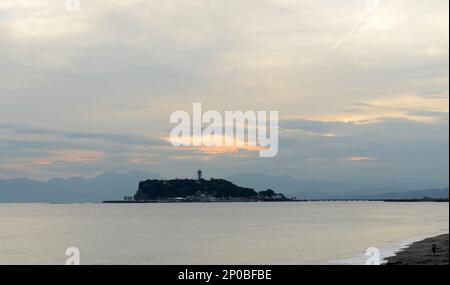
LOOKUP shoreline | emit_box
[385,233,449,265]
[331,232,449,265]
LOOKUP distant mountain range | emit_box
[0,171,447,202]
[353,188,450,200]
[0,171,162,202]
[225,173,449,199]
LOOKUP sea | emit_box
[0,202,448,265]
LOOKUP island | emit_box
[104,170,288,203]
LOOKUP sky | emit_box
[0,0,448,185]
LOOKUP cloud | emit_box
[280,119,349,133]
[0,123,165,146]
[0,0,448,184]
[50,149,105,163]
[344,156,377,161]
[405,110,449,119]
[312,94,449,123]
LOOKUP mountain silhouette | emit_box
[0,171,162,202]
[225,172,448,199]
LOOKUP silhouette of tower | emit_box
[197,169,203,181]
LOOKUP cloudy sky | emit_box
[0,0,448,185]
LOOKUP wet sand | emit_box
[385,234,449,265]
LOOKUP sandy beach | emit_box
[386,234,449,265]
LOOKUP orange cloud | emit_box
[315,94,449,124]
[171,155,212,161]
[50,150,105,162]
[344,156,377,161]
[1,150,105,172]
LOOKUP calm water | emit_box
[0,202,448,265]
